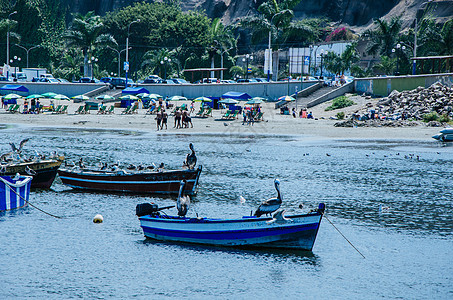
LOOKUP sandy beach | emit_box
[0,95,442,141]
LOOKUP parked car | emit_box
[221,79,236,83]
[79,77,100,83]
[0,76,10,82]
[143,75,162,84]
[39,77,60,83]
[202,78,219,83]
[100,77,113,84]
[252,78,271,82]
[110,77,135,89]
[237,78,258,83]
[12,72,27,82]
[57,78,69,83]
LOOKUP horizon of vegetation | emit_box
[0,0,451,82]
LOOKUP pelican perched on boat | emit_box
[266,209,293,225]
[184,143,197,170]
[177,180,190,217]
[10,138,29,154]
[254,179,282,217]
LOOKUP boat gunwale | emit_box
[57,166,202,178]
[139,211,322,224]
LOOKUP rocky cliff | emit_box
[67,0,453,31]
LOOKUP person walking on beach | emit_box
[292,108,296,118]
[174,109,182,129]
[23,100,29,113]
[183,110,193,128]
[156,110,163,131]
[190,101,195,114]
[242,109,247,125]
[161,109,168,130]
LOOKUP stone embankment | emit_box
[335,82,453,127]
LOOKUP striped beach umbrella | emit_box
[194,96,212,102]
[219,98,239,105]
[41,92,58,98]
[95,95,115,101]
[278,95,295,101]
[25,94,44,99]
[53,94,70,100]
[167,95,188,101]
[72,94,90,101]
[3,93,23,100]
[119,95,139,100]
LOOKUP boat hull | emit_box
[58,166,202,195]
[2,158,63,189]
[139,209,323,250]
[0,175,32,212]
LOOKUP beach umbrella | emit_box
[252,96,267,102]
[71,94,90,101]
[246,98,263,105]
[194,96,212,102]
[3,93,23,100]
[53,94,70,100]
[167,95,188,101]
[119,95,139,100]
[136,93,150,98]
[148,93,162,99]
[41,92,58,98]
[95,95,115,101]
[25,94,44,99]
[219,98,239,105]
[278,95,295,101]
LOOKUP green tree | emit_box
[324,42,360,75]
[64,11,116,77]
[374,55,396,75]
[365,17,402,57]
[418,18,453,56]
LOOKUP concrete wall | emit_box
[0,82,107,97]
[139,81,318,100]
[354,73,453,97]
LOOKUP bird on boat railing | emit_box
[254,179,282,217]
[266,209,293,225]
[177,180,190,217]
[78,158,85,169]
[184,143,197,170]
[25,166,37,176]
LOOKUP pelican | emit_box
[184,143,197,170]
[266,209,293,225]
[78,158,85,169]
[0,152,12,162]
[254,179,282,217]
[176,180,190,217]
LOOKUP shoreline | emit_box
[0,97,445,141]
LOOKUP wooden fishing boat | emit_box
[1,157,64,189]
[57,166,202,195]
[0,175,32,212]
[136,203,325,250]
[432,127,453,142]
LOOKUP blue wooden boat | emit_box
[137,203,325,250]
[432,127,453,142]
[0,175,32,212]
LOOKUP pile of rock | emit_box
[356,82,453,121]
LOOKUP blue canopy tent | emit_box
[122,87,150,95]
[221,91,251,101]
[0,84,29,94]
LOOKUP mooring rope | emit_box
[322,212,365,259]
[4,182,63,219]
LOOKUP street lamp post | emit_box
[88,56,98,81]
[14,44,40,68]
[9,56,21,80]
[242,54,253,80]
[392,43,406,75]
[319,50,325,78]
[125,19,140,86]
[108,46,130,78]
[6,11,17,79]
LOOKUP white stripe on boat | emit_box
[58,177,197,185]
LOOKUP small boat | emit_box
[0,174,32,212]
[57,166,202,195]
[136,203,325,250]
[1,157,64,189]
[432,127,453,142]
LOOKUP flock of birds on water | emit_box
[4,138,444,219]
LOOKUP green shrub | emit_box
[423,112,439,122]
[325,96,355,111]
[336,111,345,119]
[439,113,451,123]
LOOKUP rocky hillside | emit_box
[66,0,453,31]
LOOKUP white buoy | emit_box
[93,214,104,223]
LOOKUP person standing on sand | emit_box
[183,110,193,128]
[292,108,296,118]
[190,101,195,114]
[161,109,168,130]
[156,110,162,131]
[174,109,182,129]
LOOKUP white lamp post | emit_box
[125,19,140,86]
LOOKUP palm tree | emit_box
[374,56,396,75]
[365,17,402,57]
[64,11,116,77]
[418,18,453,56]
[324,42,360,75]
[141,48,175,79]
[207,18,237,78]
[56,48,84,81]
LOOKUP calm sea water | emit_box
[1,124,452,299]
